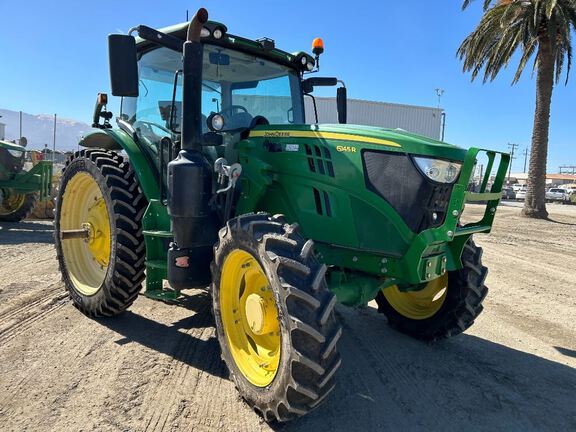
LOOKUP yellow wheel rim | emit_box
[60,173,111,296]
[0,193,26,215]
[220,249,281,387]
[383,274,448,320]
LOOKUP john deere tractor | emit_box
[0,139,52,222]
[54,8,509,422]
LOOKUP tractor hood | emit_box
[0,140,26,153]
[248,124,467,162]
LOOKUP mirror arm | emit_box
[169,70,183,133]
[130,25,184,52]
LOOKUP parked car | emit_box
[546,188,569,203]
[516,186,527,200]
[512,184,525,192]
[502,187,516,200]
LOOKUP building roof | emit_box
[547,174,576,181]
[510,173,576,181]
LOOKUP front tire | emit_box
[0,192,38,222]
[211,213,342,422]
[54,149,147,317]
[376,239,488,341]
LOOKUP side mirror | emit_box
[302,77,338,94]
[337,87,347,124]
[108,34,139,97]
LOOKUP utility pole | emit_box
[19,110,22,141]
[507,142,519,183]
[53,114,57,163]
[522,148,530,173]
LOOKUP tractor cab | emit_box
[120,41,307,167]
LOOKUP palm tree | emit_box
[458,0,576,219]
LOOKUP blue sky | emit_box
[0,0,574,172]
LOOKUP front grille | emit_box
[0,148,24,180]
[362,150,453,233]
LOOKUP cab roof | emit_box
[135,20,312,71]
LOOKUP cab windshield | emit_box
[123,44,304,137]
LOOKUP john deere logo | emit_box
[264,131,291,138]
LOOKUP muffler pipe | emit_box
[167,7,218,289]
[181,7,208,152]
[187,7,208,42]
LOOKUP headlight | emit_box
[8,150,24,158]
[413,157,462,184]
[200,27,211,38]
[213,28,223,39]
[210,114,225,131]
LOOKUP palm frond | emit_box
[458,0,576,85]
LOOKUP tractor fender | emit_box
[79,129,160,200]
[79,130,123,151]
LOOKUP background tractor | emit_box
[0,138,52,222]
[54,8,509,422]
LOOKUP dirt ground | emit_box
[0,204,574,431]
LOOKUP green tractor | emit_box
[0,139,52,222]
[54,8,509,422]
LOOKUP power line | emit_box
[559,165,576,175]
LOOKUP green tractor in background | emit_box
[54,8,509,422]
[0,138,52,222]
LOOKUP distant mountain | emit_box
[0,108,92,151]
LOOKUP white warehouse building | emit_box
[304,97,444,141]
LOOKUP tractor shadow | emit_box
[0,220,54,244]
[545,217,576,226]
[95,291,576,431]
[98,290,228,380]
[276,306,576,432]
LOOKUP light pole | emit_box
[52,114,57,163]
[435,88,445,109]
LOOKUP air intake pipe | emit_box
[167,7,218,289]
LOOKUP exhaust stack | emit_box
[181,7,208,152]
[167,7,218,289]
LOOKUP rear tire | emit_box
[54,149,147,317]
[0,192,38,222]
[211,213,342,422]
[376,239,488,341]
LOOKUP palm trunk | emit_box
[522,36,554,219]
